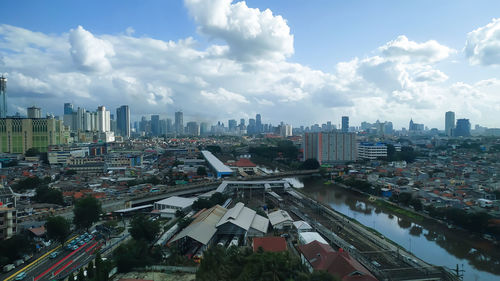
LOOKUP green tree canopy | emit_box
[25,148,40,157]
[73,196,102,230]
[197,166,207,176]
[129,215,160,243]
[34,186,64,205]
[46,216,71,244]
[301,158,320,170]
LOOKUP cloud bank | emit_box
[0,1,499,129]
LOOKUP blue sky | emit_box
[1,0,500,128]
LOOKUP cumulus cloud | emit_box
[379,35,455,62]
[184,0,294,61]
[465,18,500,65]
[69,26,115,72]
[1,2,500,128]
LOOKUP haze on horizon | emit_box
[1,0,500,129]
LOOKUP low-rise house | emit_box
[252,236,287,252]
[298,240,378,281]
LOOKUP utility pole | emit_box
[454,264,464,280]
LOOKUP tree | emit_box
[301,158,320,170]
[46,216,71,244]
[86,260,94,279]
[129,215,160,243]
[73,196,102,230]
[25,148,40,157]
[34,186,64,205]
[77,268,85,281]
[67,272,74,281]
[197,166,207,176]
[386,144,396,161]
[12,176,43,192]
[175,210,185,218]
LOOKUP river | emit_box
[295,176,500,281]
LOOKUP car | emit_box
[371,261,381,267]
[72,245,78,250]
[78,240,85,246]
[49,251,59,259]
[15,272,26,280]
[66,244,74,250]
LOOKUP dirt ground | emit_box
[112,271,195,281]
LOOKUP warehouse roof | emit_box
[268,209,293,226]
[171,205,227,245]
[155,196,196,209]
[201,150,233,174]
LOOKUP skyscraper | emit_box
[27,106,42,118]
[341,116,349,133]
[256,114,262,133]
[445,111,455,137]
[0,76,7,118]
[97,106,110,132]
[454,119,471,137]
[151,115,160,136]
[64,103,73,115]
[116,105,130,138]
[186,121,200,136]
[175,111,184,134]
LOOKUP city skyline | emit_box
[2,1,500,128]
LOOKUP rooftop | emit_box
[252,236,287,252]
[155,196,196,208]
[201,150,233,174]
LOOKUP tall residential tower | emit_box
[445,111,455,137]
[116,105,130,138]
[0,76,7,118]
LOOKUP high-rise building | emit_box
[0,76,7,118]
[454,119,471,137]
[228,119,237,131]
[97,106,110,132]
[240,118,245,126]
[186,121,200,136]
[27,106,42,118]
[166,118,173,133]
[280,124,293,138]
[64,103,73,115]
[445,111,455,137]
[341,116,349,133]
[303,132,357,164]
[256,114,262,133]
[0,118,70,153]
[151,115,160,136]
[175,111,184,134]
[248,118,256,134]
[200,122,209,135]
[116,105,130,138]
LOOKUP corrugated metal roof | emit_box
[155,196,196,209]
[171,205,227,245]
[201,150,233,173]
[216,202,255,231]
[268,209,293,226]
[250,214,269,233]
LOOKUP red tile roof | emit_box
[298,241,378,281]
[28,226,46,237]
[227,158,257,168]
[252,237,287,252]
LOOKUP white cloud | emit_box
[69,26,115,72]
[184,0,294,61]
[465,18,500,65]
[379,35,455,63]
[2,3,500,129]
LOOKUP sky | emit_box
[1,0,500,129]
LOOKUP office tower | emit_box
[303,132,357,164]
[445,111,455,137]
[27,106,42,118]
[228,119,237,131]
[0,118,69,153]
[116,105,130,138]
[159,119,167,135]
[384,122,393,135]
[175,111,184,134]
[200,122,209,135]
[240,118,245,126]
[64,103,73,115]
[151,115,160,136]
[454,119,471,137]
[341,116,349,133]
[166,118,173,133]
[186,121,200,136]
[97,106,110,132]
[248,118,256,134]
[256,114,262,133]
[0,76,7,118]
[280,124,292,138]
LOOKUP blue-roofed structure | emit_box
[201,150,233,178]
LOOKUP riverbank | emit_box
[297,176,500,280]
